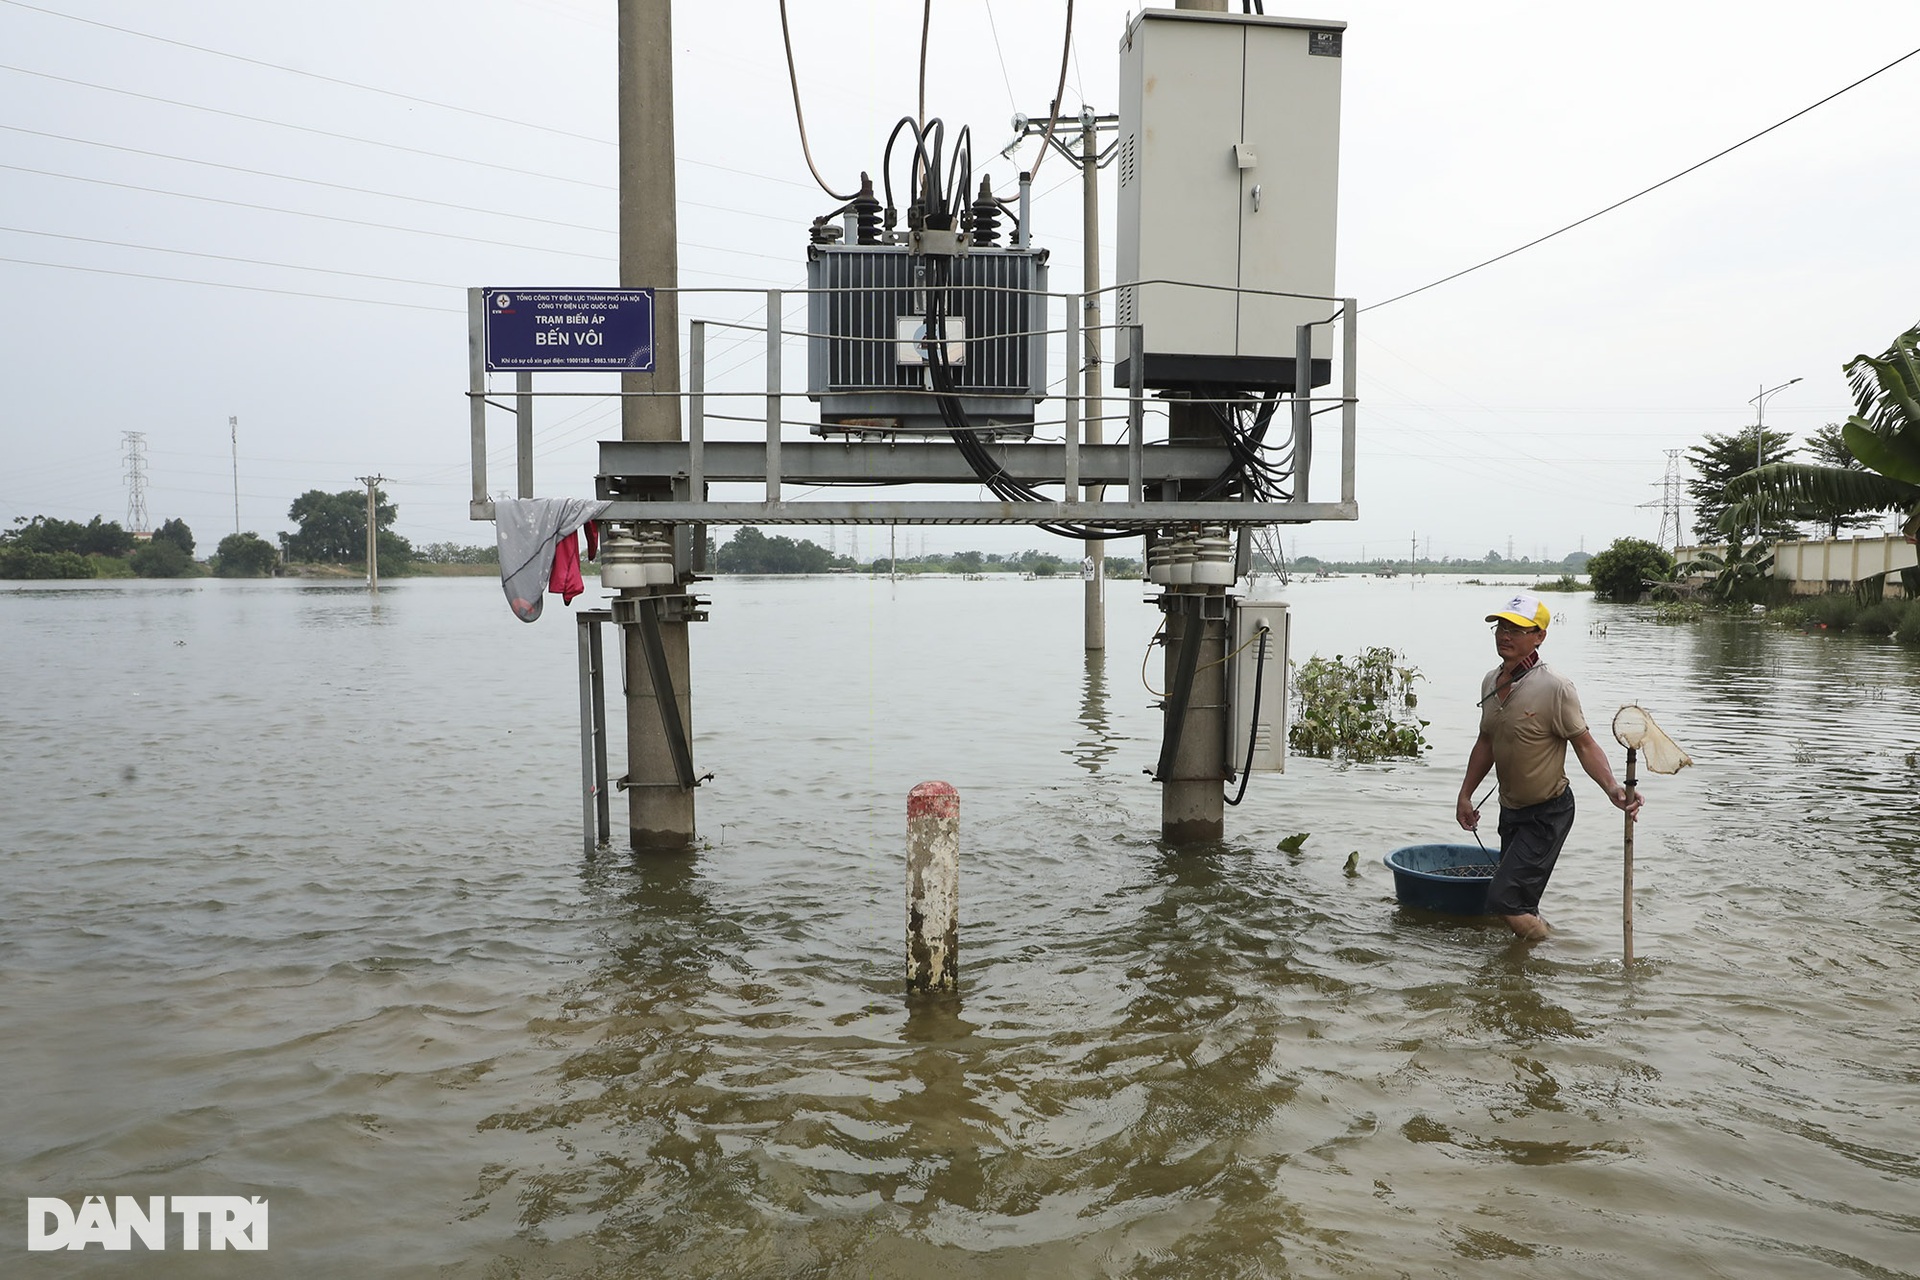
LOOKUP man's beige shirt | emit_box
[1479,661,1588,808]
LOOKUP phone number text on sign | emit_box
[484,288,655,371]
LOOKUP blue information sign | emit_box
[483,288,655,371]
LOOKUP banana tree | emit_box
[1689,536,1774,605]
[1727,323,1920,540]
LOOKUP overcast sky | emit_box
[3,0,1917,563]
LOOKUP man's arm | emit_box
[1457,732,1494,831]
[1570,729,1644,819]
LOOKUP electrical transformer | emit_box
[805,244,1049,437]
[1115,9,1344,390]
[1229,599,1290,773]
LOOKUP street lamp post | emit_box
[1749,376,1801,539]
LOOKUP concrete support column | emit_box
[618,0,694,850]
[1158,395,1228,843]
[623,601,694,848]
[618,0,680,446]
[1161,599,1228,844]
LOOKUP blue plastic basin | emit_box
[1384,843,1498,915]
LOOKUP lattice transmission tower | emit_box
[1655,448,1687,551]
[122,431,150,535]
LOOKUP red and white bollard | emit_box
[906,781,959,994]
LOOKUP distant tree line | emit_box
[0,513,292,580]
[709,527,1142,577]
[1282,551,1592,576]
[0,485,436,581]
[417,541,498,565]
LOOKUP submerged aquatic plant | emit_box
[1288,647,1430,763]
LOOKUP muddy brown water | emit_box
[4,574,1917,1277]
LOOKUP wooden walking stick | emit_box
[1622,745,1638,964]
[1611,706,1692,967]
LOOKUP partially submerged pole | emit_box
[1081,114,1106,652]
[1158,593,1227,842]
[618,0,694,850]
[906,782,959,994]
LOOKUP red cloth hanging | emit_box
[549,531,585,604]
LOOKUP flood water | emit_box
[3,573,1917,1277]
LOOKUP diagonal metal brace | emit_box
[632,594,697,790]
[1153,597,1205,783]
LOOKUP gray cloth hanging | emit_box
[494,497,609,622]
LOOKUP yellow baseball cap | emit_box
[1485,592,1550,630]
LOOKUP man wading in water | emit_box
[1456,592,1643,941]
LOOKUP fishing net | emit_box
[1612,705,1692,774]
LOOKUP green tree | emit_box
[1688,429,1799,542]
[1689,536,1774,606]
[3,514,135,557]
[0,547,92,578]
[1012,549,1066,576]
[950,550,985,574]
[214,532,281,577]
[1587,537,1673,602]
[286,488,394,563]
[1727,324,1920,547]
[130,540,192,577]
[152,517,195,557]
[374,529,415,576]
[1781,424,1883,539]
[714,526,834,573]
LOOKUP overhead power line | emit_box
[0,123,618,237]
[0,63,822,198]
[0,63,615,191]
[0,162,613,260]
[1369,43,1920,312]
[980,0,1019,111]
[0,0,611,146]
[0,255,463,312]
[0,224,453,289]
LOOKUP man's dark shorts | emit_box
[1488,788,1576,916]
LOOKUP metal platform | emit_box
[468,287,1359,530]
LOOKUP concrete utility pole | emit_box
[356,474,386,590]
[1012,105,1117,649]
[1082,115,1107,651]
[515,373,534,499]
[230,415,240,535]
[1750,376,1800,541]
[619,0,695,850]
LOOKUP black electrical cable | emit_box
[778,0,861,201]
[881,134,1137,543]
[1199,391,1291,501]
[1025,0,1076,186]
[882,116,936,224]
[1224,626,1270,806]
[921,255,1135,541]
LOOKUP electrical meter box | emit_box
[1229,599,1290,773]
[1115,9,1344,391]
